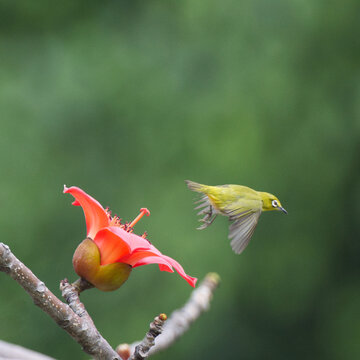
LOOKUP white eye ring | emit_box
[272,200,278,208]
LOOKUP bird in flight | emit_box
[186,180,287,254]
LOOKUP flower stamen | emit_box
[109,216,122,227]
[129,208,150,229]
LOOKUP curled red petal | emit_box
[64,186,110,239]
[160,255,198,287]
[131,256,174,271]
[123,246,197,287]
[158,264,173,273]
[93,228,131,266]
[121,249,169,266]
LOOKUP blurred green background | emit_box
[0,0,359,359]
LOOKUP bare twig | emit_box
[124,272,220,357]
[130,314,167,360]
[0,243,120,360]
[0,340,55,360]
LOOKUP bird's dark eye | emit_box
[272,200,278,207]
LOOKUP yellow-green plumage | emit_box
[185,180,287,254]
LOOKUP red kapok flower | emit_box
[64,186,197,291]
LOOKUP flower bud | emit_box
[73,238,132,291]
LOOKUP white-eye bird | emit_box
[185,180,287,254]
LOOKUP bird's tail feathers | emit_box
[185,180,206,193]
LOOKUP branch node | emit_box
[116,343,131,360]
[60,279,88,319]
[72,277,94,294]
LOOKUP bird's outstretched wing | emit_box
[223,203,262,254]
[228,211,261,254]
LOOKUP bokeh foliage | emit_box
[0,0,359,359]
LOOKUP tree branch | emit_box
[0,340,55,360]
[0,242,120,360]
[129,314,167,360]
[0,242,220,360]
[120,273,220,358]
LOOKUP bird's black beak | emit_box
[279,207,288,214]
